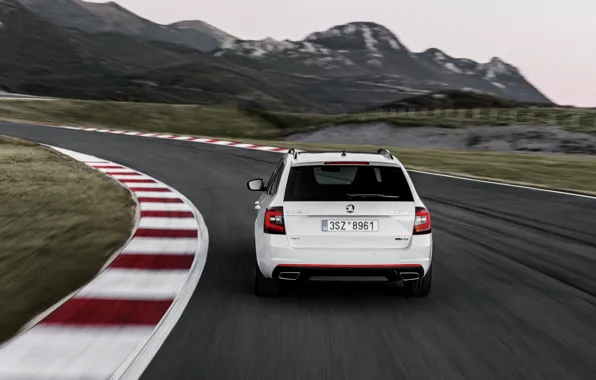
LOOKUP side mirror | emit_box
[247,178,264,191]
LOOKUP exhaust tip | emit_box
[278,272,300,280]
[398,271,420,282]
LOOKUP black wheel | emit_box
[254,263,280,296]
[403,265,432,297]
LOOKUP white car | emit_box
[247,149,432,297]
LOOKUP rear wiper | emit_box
[346,193,400,199]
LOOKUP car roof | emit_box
[287,150,403,166]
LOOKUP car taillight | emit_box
[264,207,285,234]
[413,207,431,234]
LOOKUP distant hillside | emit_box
[0,0,311,109]
[0,0,210,76]
[17,0,225,51]
[126,62,317,110]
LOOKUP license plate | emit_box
[322,220,378,232]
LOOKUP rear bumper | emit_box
[256,234,432,279]
[272,264,424,282]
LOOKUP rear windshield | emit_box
[284,165,414,202]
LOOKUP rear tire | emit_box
[403,265,432,297]
[254,263,280,296]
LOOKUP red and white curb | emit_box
[57,125,291,153]
[0,146,209,380]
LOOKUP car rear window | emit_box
[284,165,414,202]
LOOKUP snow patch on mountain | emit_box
[479,57,519,79]
[220,37,336,58]
[343,24,357,34]
[388,39,400,50]
[444,62,463,74]
[361,24,379,53]
[462,87,489,94]
[434,50,447,61]
[302,41,317,53]
[169,20,236,43]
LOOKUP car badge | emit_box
[346,204,355,213]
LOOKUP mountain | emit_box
[2,0,554,111]
[23,59,316,110]
[0,0,99,81]
[412,48,549,103]
[17,0,224,51]
[0,0,211,76]
[0,0,310,109]
[214,22,553,108]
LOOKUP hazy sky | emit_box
[90,0,594,106]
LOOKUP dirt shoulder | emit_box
[0,135,135,343]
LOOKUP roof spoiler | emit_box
[377,148,394,159]
[287,149,394,160]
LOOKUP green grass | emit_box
[0,100,281,138]
[0,135,135,343]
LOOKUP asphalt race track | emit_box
[2,121,596,380]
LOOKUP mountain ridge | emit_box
[215,21,552,105]
[16,0,223,51]
[4,1,554,110]
[0,0,317,110]
[168,20,235,43]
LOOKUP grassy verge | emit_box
[1,99,595,139]
[0,100,281,139]
[0,135,135,343]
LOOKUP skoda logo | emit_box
[346,204,355,213]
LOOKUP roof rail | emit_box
[287,148,298,159]
[377,148,394,159]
